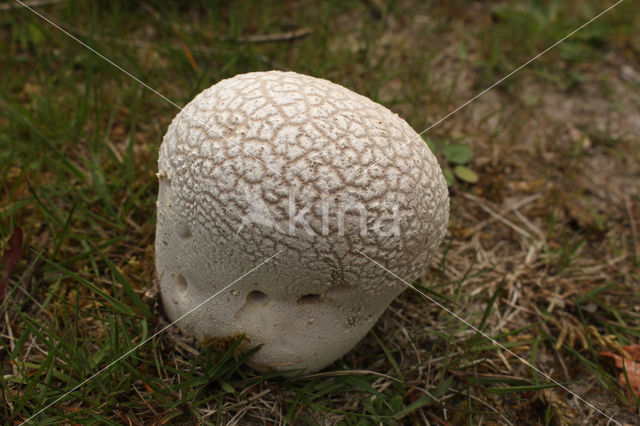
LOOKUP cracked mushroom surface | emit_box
[156,71,449,372]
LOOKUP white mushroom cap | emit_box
[156,71,449,372]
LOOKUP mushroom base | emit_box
[158,255,406,373]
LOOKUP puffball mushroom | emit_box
[156,71,449,373]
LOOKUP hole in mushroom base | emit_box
[176,222,192,239]
[176,274,188,293]
[246,290,269,304]
[297,293,323,305]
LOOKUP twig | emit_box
[225,28,312,44]
[68,27,287,70]
[300,369,402,383]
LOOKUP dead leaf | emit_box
[599,345,640,399]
